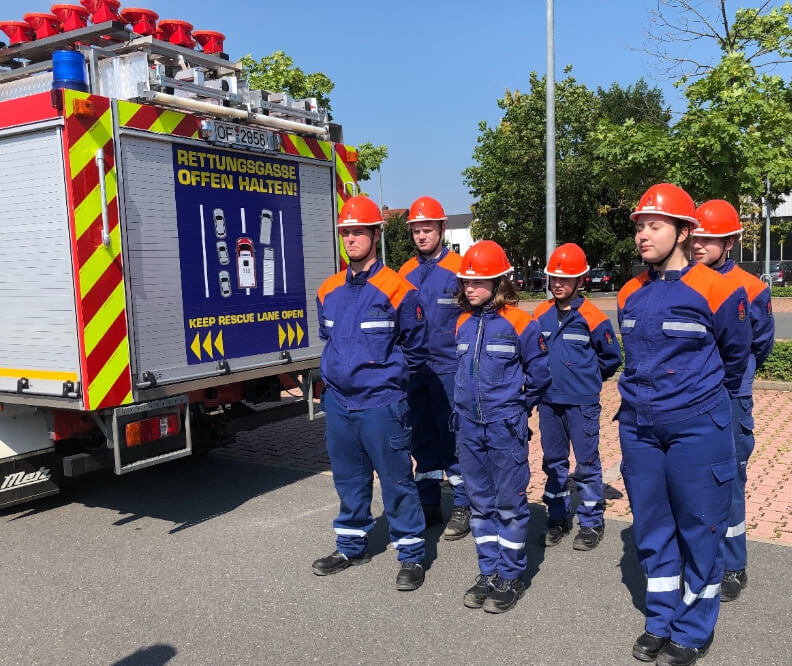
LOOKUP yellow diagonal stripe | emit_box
[117,100,143,127]
[74,169,118,240]
[336,153,355,190]
[87,336,130,409]
[83,280,125,356]
[290,136,315,159]
[317,140,332,160]
[149,109,188,135]
[79,225,122,298]
[68,109,113,176]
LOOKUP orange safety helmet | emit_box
[544,243,589,278]
[337,195,384,228]
[693,199,743,237]
[630,183,698,226]
[407,196,447,224]
[457,240,513,279]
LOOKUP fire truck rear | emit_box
[0,3,357,508]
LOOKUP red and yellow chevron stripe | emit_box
[63,90,132,410]
[117,100,200,137]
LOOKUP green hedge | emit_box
[756,340,792,381]
[771,286,792,297]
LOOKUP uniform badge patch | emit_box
[539,335,548,352]
[737,298,747,322]
[605,330,613,345]
[416,305,424,322]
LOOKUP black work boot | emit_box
[632,631,669,662]
[463,573,496,609]
[543,516,572,547]
[656,634,713,666]
[422,504,443,527]
[396,562,425,591]
[312,550,371,576]
[443,505,472,541]
[573,524,605,551]
[721,569,748,602]
[482,576,526,614]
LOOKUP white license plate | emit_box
[592,277,602,282]
[212,122,273,149]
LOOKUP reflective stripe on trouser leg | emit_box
[457,413,530,580]
[539,403,572,521]
[325,389,375,558]
[435,372,468,506]
[568,403,604,527]
[407,373,444,506]
[724,396,754,571]
[356,398,426,562]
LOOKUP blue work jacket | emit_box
[533,296,622,405]
[399,247,462,375]
[717,260,775,397]
[454,304,551,424]
[317,260,428,410]
[617,263,751,426]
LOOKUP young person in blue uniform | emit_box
[532,243,621,551]
[399,196,471,540]
[692,199,775,602]
[312,195,429,592]
[618,183,751,665]
[453,240,551,613]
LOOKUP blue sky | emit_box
[4,0,735,212]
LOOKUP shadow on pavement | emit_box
[112,644,177,665]
[620,524,647,612]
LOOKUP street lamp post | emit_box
[546,0,556,296]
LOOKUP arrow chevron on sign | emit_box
[191,332,202,360]
[203,331,213,358]
[296,322,304,345]
[278,324,286,348]
[214,329,224,356]
[287,323,295,346]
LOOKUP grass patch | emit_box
[771,286,792,297]
[756,340,792,381]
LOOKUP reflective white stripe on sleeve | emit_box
[582,500,599,507]
[725,521,746,538]
[543,490,571,499]
[621,319,636,329]
[474,535,499,545]
[683,582,721,605]
[542,331,552,338]
[324,319,334,328]
[391,537,425,549]
[498,535,525,550]
[414,470,444,482]
[334,527,368,537]
[447,474,464,487]
[662,321,707,334]
[562,333,590,343]
[361,320,395,330]
[457,343,469,352]
[646,576,680,593]
[437,298,455,305]
[485,344,516,354]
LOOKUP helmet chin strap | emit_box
[651,225,682,269]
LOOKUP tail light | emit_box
[779,270,784,280]
[126,413,180,447]
[603,275,610,281]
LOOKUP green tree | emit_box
[382,212,415,270]
[356,142,389,183]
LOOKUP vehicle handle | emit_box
[759,273,773,290]
[95,148,111,247]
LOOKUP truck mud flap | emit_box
[0,450,59,509]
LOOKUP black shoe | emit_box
[463,573,496,609]
[422,504,443,527]
[396,562,425,591]
[656,634,713,666]
[721,569,748,602]
[543,516,572,547]
[573,524,605,551]
[443,506,472,541]
[312,550,371,576]
[632,632,669,662]
[482,576,526,614]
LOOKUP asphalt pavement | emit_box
[1,455,790,665]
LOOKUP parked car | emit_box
[761,262,792,287]
[513,271,527,291]
[585,267,617,292]
[531,270,548,292]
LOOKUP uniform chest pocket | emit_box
[561,329,591,365]
[661,320,707,338]
[483,339,518,383]
[361,310,396,363]
[620,316,636,336]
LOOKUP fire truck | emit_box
[0,3,358,508]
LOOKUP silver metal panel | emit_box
[0,127,81,398]
[119,134,333,388]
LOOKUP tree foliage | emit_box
[382,212,415,270]
[356,142,389,183]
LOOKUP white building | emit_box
[445,214,476,255]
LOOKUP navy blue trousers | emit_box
[539,402,604,527]
[407,371,468,507]
[324,389,426,562]
[725,396,755,571]
[619,399,735,649]
[455,411,531,579]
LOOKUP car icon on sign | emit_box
[213,208,226,238]
[260,208,273,245]
[216,240,230,265]
[218,270,232,297]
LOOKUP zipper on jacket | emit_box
[472,313,485,421]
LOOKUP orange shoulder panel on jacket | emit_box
[438,251,463,274]
[368,266,416,310]
[578,299,609,331]
[499,304,533,336]
[681,263,739,313]
[318,270,346,304]
[728,265,769,303]
[618,271,650,309]
[532,298,554,319]
[398,256,420,277]
[456,311,473,334]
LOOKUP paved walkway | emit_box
[217,381,792,546]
